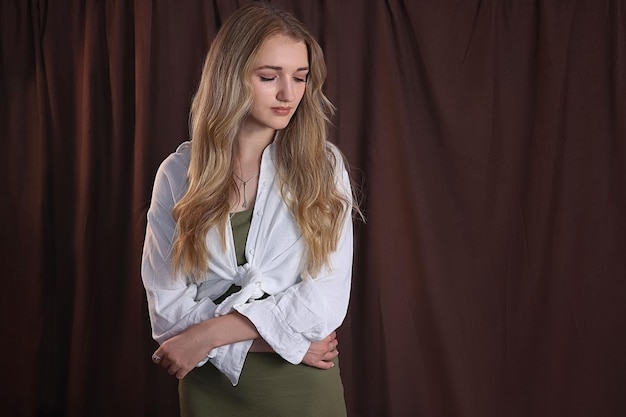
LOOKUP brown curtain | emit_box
[2,1,625,416]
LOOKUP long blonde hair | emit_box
[172,2,354,281]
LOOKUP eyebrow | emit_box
[255,65,309,72]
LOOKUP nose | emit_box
[277,79,296,103]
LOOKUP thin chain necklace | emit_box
[234,171,259,208]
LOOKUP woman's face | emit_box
[244,34,308,135]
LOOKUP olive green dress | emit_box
[178,209,347,417]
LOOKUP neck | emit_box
[237,125,275,162]
[232,127,271,211]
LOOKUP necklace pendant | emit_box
[234,169,258,210]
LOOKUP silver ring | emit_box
[152,354,162,362]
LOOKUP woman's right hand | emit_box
[301,331,339,370]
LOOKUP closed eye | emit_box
[259,75,277,82]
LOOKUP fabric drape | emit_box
[2,1,625,416]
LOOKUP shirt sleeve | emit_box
[141,146,214,340]
[234,150,354,364]
[141,145,251,385]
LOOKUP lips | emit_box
[271,107,291,116]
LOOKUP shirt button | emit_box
[256,211,263,216]
[249,249,255,255]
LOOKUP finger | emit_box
[157,355,172,369]
[152,351,163,364]
[323,349,339,361]
[322,332,336,344]
[153,353,172,369]
[302,355,333,370]
[307,360,333,370]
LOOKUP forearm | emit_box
[198,311,261,350]
[152,311,261,380]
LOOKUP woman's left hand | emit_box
[301,331,339,369]
[151,322,211,379]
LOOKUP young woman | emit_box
[141,2,358,416]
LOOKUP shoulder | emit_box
[152,141,192,203]
[325,141,349,177]
[323,142,354,200]
[159,141,191,175]
[325,141,342,159]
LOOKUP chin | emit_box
[275,122,291,130]
[268,120,292,131]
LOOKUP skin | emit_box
[232,33,310,211]
[153,34,340,379]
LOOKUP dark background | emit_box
[2,1,625,416]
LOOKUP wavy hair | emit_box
[171,1,355,282]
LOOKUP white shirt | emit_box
[141,140,354,385]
